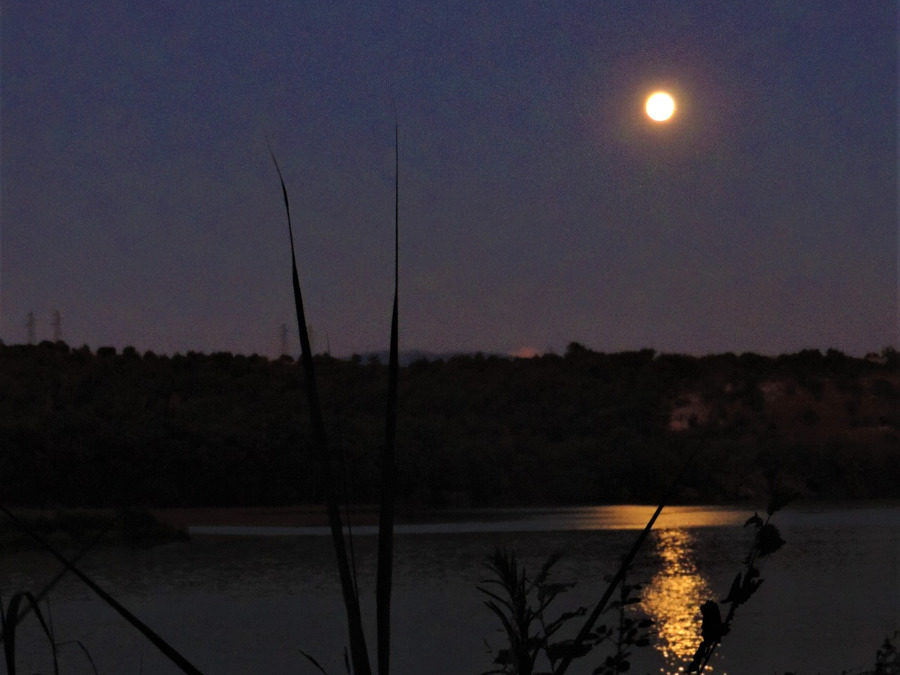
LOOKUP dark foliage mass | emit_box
[478,548,654,675]
[1,341,897,508]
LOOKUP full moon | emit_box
[645,91,676,122]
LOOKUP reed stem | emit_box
[269,148,372,675]
[376,122,400,675]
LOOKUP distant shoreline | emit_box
[5,499,898,546]
[152,498,899,531]
[150,505,380,530]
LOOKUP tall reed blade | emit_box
[268,147,372,675]
[376,122,400,675]
[0,507,202,675]
[3,592,58,675]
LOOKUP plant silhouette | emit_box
[687,496,788,673]
[479,548,653,675]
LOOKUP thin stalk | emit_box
[269,148,371,675]
[554,501,666,675]
[555,451,693,674]
[0,506,202,675]
[376,122,400,675]
[0,511,122,644]
[3,591,59,675]
[694,510,776,674]
[340,443,361,606]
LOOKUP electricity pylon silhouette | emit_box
[52,310,62,342]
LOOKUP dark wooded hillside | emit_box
[1,341,897,507]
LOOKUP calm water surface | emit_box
[2,503,898,674]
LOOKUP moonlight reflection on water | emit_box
[642,529,716,674]
[2,504,895,674]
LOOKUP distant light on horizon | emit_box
[511,346,542,359]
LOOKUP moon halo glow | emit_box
[645,91,676,122]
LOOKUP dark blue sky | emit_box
[2,1,896,357]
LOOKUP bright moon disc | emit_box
[645,91,676,122]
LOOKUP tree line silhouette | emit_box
[1,341,897,508]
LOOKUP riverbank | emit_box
[7,499,899,546]
[150,505,380,530]
[0,507,188,548]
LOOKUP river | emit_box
[2,502,898,674]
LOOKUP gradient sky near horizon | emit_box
[2,1,897,358]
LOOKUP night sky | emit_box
[2,2,896,358]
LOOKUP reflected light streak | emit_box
[570,505,748,531]
[641,529,722,674]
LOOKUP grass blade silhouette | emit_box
[269,147,372,675]
[0,506,202,674]
[63,640,99,675]
[553,502,666,674]
[3,592,58,675]
[0,511,122,645]
[299,648,330,675]
[553,455,695,674]
[376,122,400,675]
